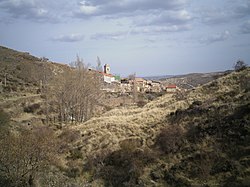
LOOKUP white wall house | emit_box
[104,74,115,84]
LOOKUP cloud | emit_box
[75,0,188,17]
[91,23,191,41]
[75,0,193,38]
[131,24,191,35]
[240,20,250,34]
[78,1,99,15]
[200,30,230,44]
[0,0,73,23]
[199,8,229,24]
[91,31,127,40]
[135,9,192,26]
[52,34,84,42]
[197,1,250,25]
[234,1,250,19]
[0,0,49,21]
[233,43,250,48]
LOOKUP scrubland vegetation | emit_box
[70,67,249,187]
[0,46,249,186]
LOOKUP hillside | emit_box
[161,71,229,89]
[0,46,249,186]
[0,46,70,97]
[63,67,250,186]
[0,46,71,126]
[73,68,248,156]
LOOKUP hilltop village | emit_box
[89,64,179,94]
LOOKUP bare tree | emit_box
[49,56,103,124]
[129,73,138,103]
[96,56,102,72]
[0,127,57,187]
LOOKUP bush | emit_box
[99,140,155,187]
[137,100,147,107]
[0,109,10,133]
[0,127,58,186]
[155,125,185,154]
[59,129,81,143]
[234,60,247,72]
[0,109,10,127]
[65,167,81,178]
[23,103,40,113]
[68,147,83,160]
[189,101,202,109]
[16,65,21,70]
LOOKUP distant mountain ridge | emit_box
[142,75,175,80]
[160,71,231,89]
[142,71,232,89]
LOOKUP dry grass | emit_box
[70,68,250,160]
[72,94,190,158]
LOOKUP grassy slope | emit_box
[69,68,250,186]
[0,46,70,95]
[74,93,187,155]
[74,68,248,156]
[0,46,70,125]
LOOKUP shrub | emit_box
[23,103,40,113]
[16,65,21,70]
[155,125,185,154]
[234,60,247,72]
[57,129,81,153]
[0,109,10,127]
[0,109,10,133]
[99,140,155,187]
[67,147,83,160]
[189,100,202,109]
[65,167,81,178]
[186,124,202,143]
[137,100,147,107]
[0,127,58,186]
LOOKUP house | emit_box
[134,78,147,92]
[103,73,115,84]
[166,84,177,92]
[150,81,162,92]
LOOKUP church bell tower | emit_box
[104,64,110,74]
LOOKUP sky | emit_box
[0,0,250,77]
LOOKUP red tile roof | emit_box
[100,72,114,77]
[166,84,177,88]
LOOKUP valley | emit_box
[0,46,249,187]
